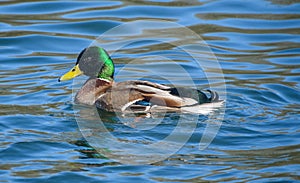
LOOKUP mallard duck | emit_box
[59,46,223,115]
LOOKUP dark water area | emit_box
[1,0,300,182]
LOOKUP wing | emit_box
[132,82,199,107]
[95,80,221,113]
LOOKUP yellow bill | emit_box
[58,64,83,82]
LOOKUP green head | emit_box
[59,46,115,82]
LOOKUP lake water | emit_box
[1,0,300,182]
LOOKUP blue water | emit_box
[1,0,300,182]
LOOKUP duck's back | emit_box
[94,80,221,113]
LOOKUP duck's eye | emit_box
[72,68,76,72]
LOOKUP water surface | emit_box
[1,0,300,182]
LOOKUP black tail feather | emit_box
[169,87,220,104]
[206,90,219,102]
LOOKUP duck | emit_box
[58,46,223,115]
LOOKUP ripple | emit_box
[0,0,300,182]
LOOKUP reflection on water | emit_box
[0,0,300,182]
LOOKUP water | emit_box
[1,0,300,182]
